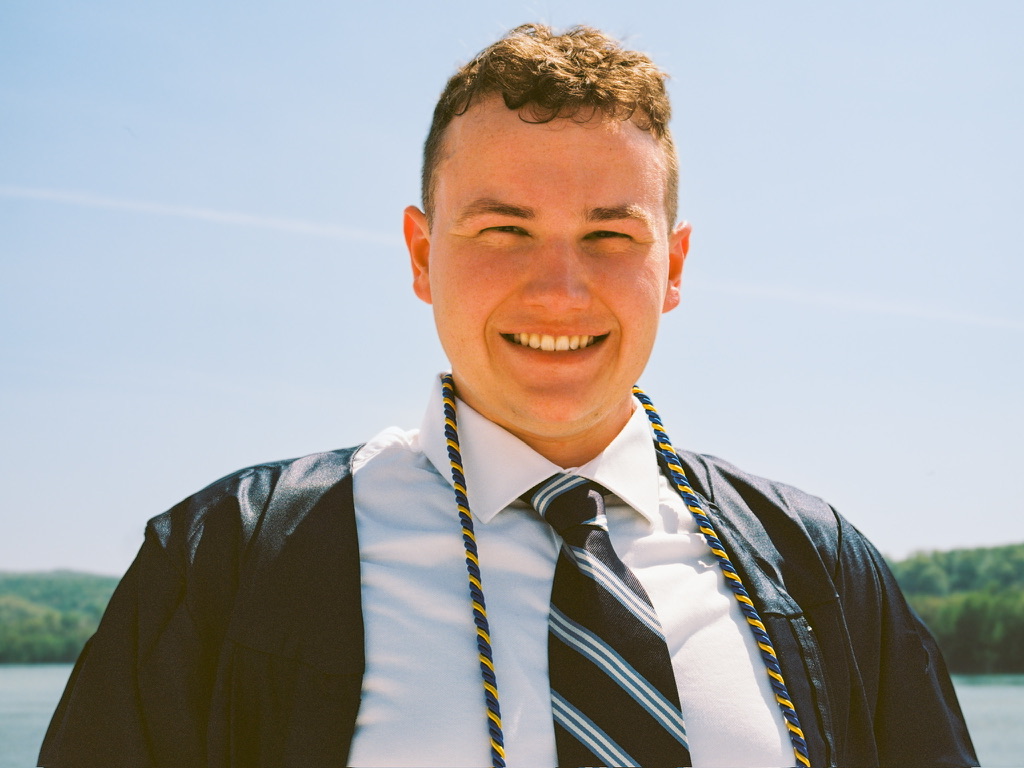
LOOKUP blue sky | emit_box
[2,0,1022,574]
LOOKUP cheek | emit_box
[431,259,472,312]
[436,257,516,311]
[610,273,668,344]
[430,269,497,344]
[610,267,665,311]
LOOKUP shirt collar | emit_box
[420,375,661,527]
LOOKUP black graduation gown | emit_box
[39,446,977,767]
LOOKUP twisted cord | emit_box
[633,385,812,768]
[441,374,506,768]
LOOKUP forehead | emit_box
[433,97,670,217]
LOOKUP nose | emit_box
[521,240,591,312]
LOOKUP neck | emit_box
[515,429,620,469]
[445,376,636,468]
[486,404,633,469]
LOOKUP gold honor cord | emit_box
[440,373,810,768]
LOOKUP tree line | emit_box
[2,542,1023,671]
[889,543,1024,674]
[0,571,118,663]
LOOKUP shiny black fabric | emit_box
[39,448,364,768]
[678,453,977,767]
[40,446,977,768]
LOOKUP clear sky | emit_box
[2,0,1022,575]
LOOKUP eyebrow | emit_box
[453,198,655,230]
[455,198,535,225]
[587,204,654,229]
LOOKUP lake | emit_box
[2,665,1021,766]
[950,675,1024,768]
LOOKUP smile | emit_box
[501,333,607,351]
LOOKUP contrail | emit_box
[6,184,1019,332]
[696,278,1024,332]
[0,184,402,246]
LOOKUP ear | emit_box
[404,205,432,304]
[662,220,690,313]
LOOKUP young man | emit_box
[40,24,976,768]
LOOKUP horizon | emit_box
[6,537,1024,579]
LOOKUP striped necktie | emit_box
[527,474,692,768]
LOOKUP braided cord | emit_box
[633,385,812,768]
[441,374,506,768]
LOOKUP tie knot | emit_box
[525,474,607,536]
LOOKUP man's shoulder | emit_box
[146,446,362,566]
[677,449,834,516]
[131,446,365,672]
[675,449,843,566]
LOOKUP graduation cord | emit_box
[632,384,811,768]
[441,374,505,768]
[440,373,810,768]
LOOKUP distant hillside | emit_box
[2,544,1023,671]
[889,543,1024,674]
[0,571,118,663]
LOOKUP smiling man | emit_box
[41,24,976,768]
[405,92,688,467]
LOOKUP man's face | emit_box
[405,96,689,466]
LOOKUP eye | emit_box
[482,225,528,236]
[586,230,632,240]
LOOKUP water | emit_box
[952,675,1024,768]
[0,666,69,768]
[2,665,1022,766]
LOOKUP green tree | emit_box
[0,571,117,663]
[898,545,1024,675]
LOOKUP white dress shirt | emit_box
[347,377,792,768]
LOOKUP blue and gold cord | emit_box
[633,385,812,768]
[441,374,506,768]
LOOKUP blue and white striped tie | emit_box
[527,474,691,768]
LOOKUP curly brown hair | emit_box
[422,24,678,227]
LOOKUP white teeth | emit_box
[509,333,600,351]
